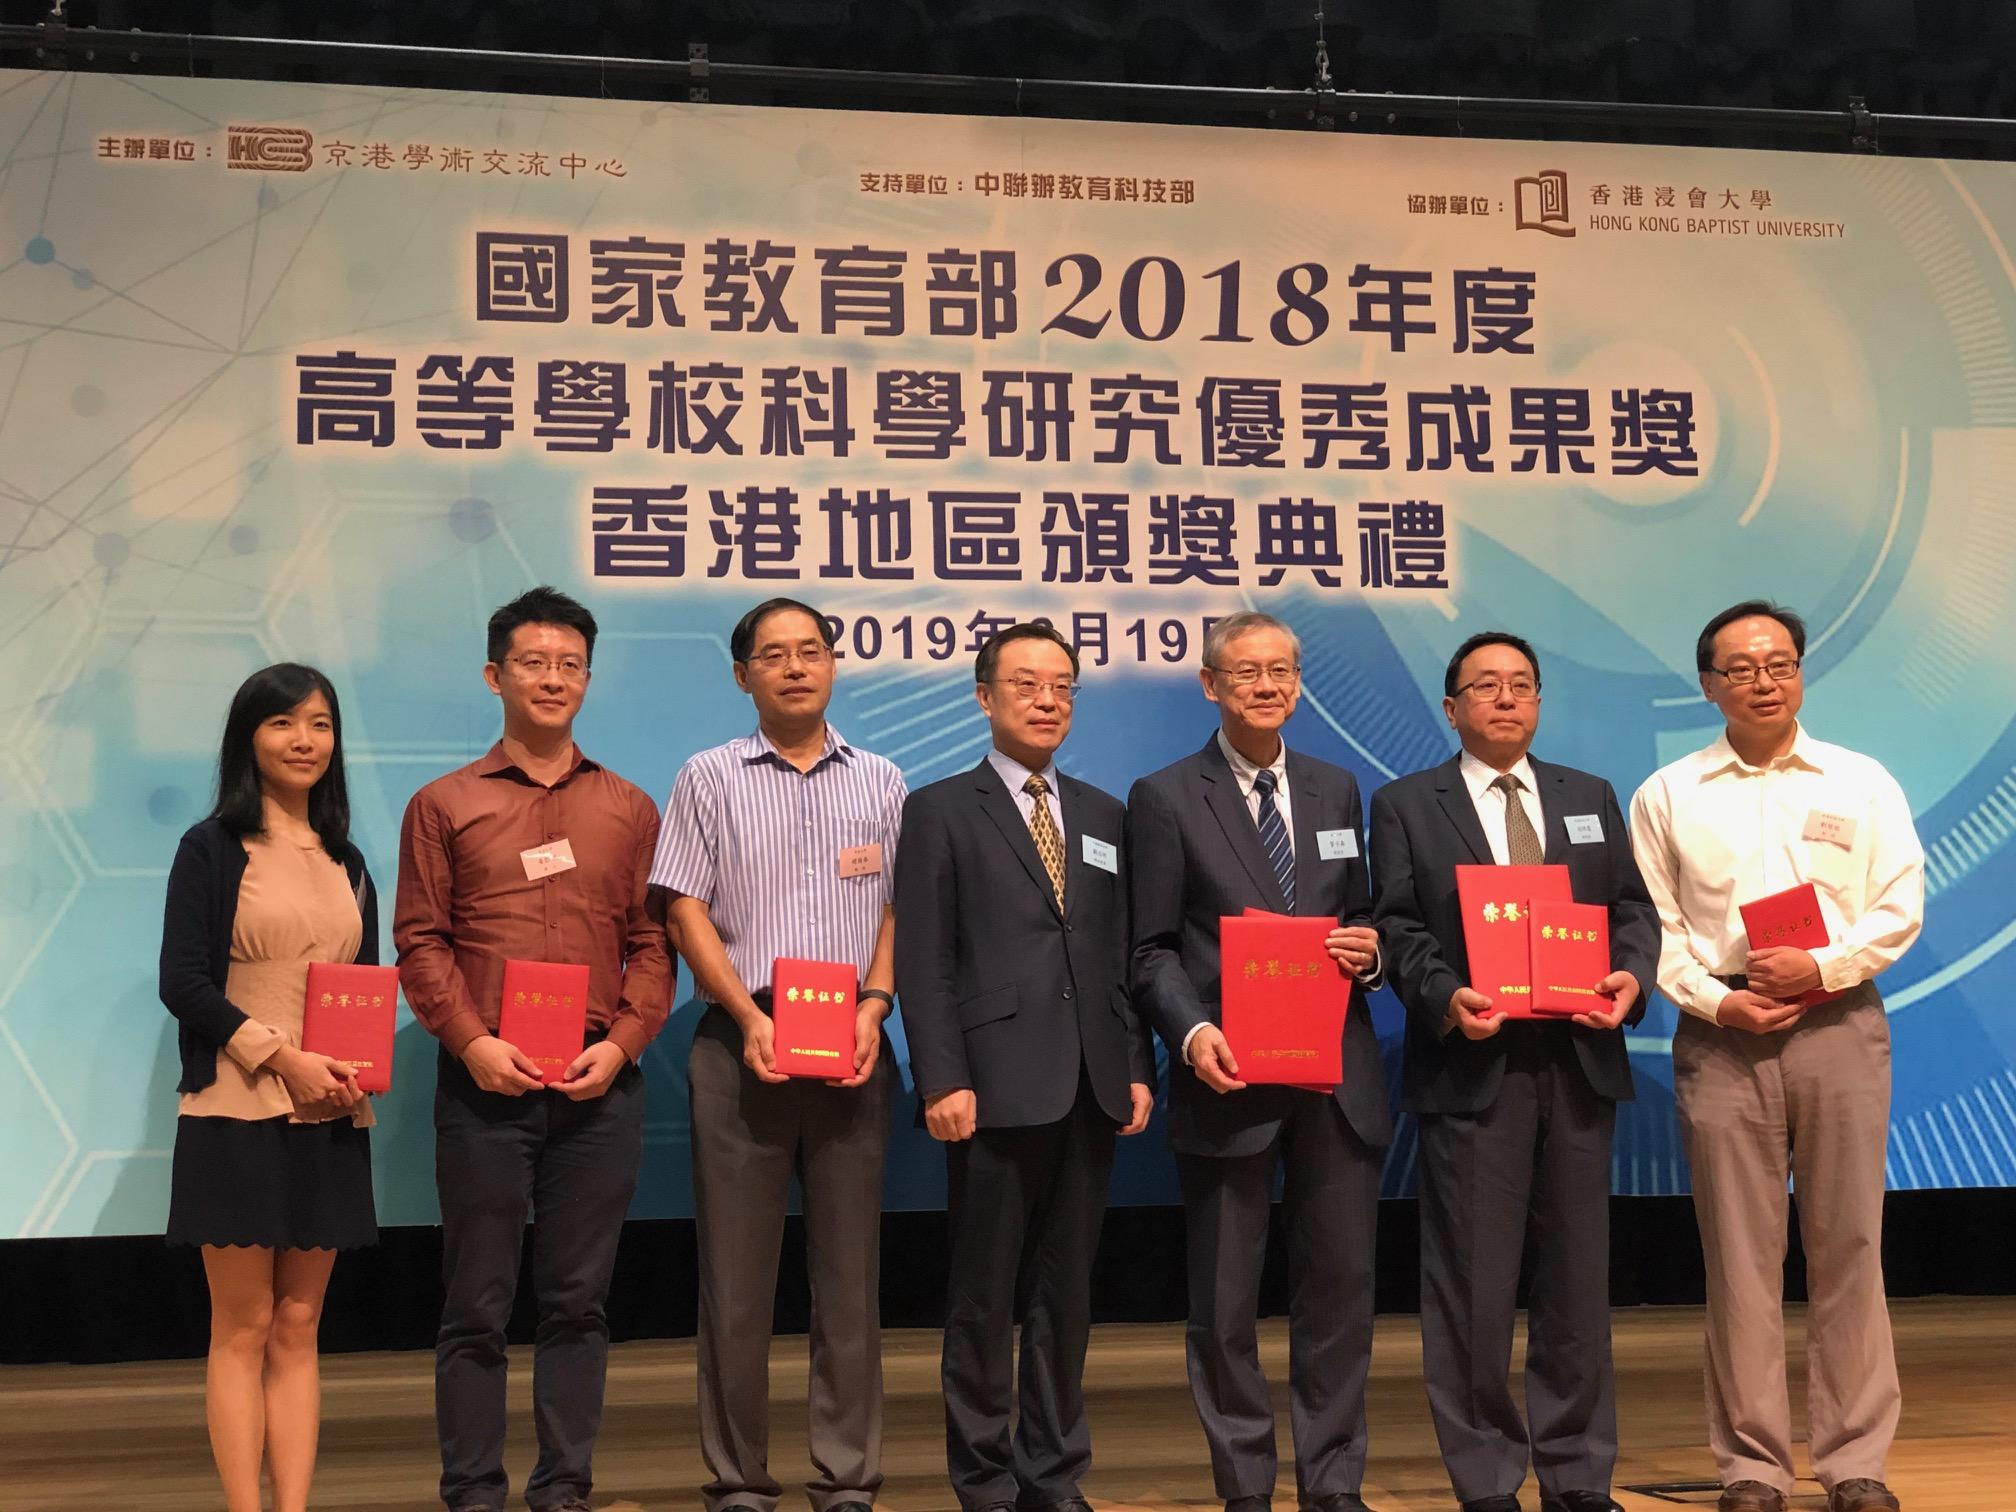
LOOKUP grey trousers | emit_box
[689,1007,893,1512]
[1673,984,1899,1495]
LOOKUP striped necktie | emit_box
[1253,767,1296,911]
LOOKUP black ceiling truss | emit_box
[5,3,2016,157]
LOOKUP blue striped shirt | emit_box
[650,724,906,992]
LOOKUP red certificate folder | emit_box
[1527,901,1612,1017]
[1219,915,1346,1085]
[1455,864,1574,1018]
[498,959,590,1084]
[1738,882,1841,1007]
[1241,908,1334,1090]
[301,962,398,1093]
[770,958,858,1079]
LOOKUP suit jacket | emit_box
[895,759,1153,1129]
[1369,753,1659,1115]
[1126,734,1393,1158]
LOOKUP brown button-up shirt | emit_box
[394,742,673,1063]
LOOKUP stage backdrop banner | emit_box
[2,69,2013,1238]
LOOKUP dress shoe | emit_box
[1828,1481,1901,1512]
[1304,1495,1375,1512]
[1719,1483,1787,1512]
[1226,1497,1272,1512]
[1461,1496,1522,1512]
[1542,1493,1625,1512]
[1019,1501,1093,1512]
[829,1502,874,1512]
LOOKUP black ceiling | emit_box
[5,1,2016,155]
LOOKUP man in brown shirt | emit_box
[396,585,673,1512]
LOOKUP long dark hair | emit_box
[210,662,353,859]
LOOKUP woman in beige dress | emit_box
[159,662,381,1512]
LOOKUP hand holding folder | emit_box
[1454,864,1573,1019]
[770,958,859,1080]
[1739,882,1840,1007]
[498,959,590,1085]
[1219,914,1347,1087]
[302,962,398,1093]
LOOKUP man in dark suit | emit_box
[1369,631,1657,1512]
[1126,610,1391,1512]
[895,621,1157,1512]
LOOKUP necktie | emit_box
[1253,768,1297,910]
[1493,772,1544,865]
[1024,774,1066,909]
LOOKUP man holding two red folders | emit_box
[396,586,673,1512]
[1370,631,1656,1512]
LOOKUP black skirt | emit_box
[167,1113,378,1251]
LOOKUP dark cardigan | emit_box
[158,817,380,1094]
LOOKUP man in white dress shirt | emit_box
[1629,600,1923,1512]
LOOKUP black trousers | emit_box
[433,1043,645,1512]
[1176,1093,1382,1502]
[1417,1026,1618,1504]
[942,1077,1118,1511]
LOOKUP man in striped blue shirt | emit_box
[650,597,906,1512]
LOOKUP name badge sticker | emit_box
[1564,813,1605,845]
[1082,834,1119,874]
[1803,810,1857,848]
[837,842,883,879]
[1316,828,1359,861]
[520,838,577,881]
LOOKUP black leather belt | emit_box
[707,990,774,1016]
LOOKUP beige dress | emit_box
[177,834,375,1128]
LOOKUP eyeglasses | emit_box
[987,677,1079,705]
[504,654,588,682]
[745,645,833,671]
[1454,677,1541,703]
[1207,662,1301,687]
[1708,657,1802,687]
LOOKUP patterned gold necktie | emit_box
[1024,773,1066,908]
[1493,772,1544,866]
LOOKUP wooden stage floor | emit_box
[5,1298,2009,1511]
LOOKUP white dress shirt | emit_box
[1458,750,1546,865]
[1628,724,1924,1024]
[1185,730,1375,1065]
[986,747,1064,835]
[1217,728,1295,848]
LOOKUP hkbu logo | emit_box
[1513,168,1577,236]
[227,124,314,172]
